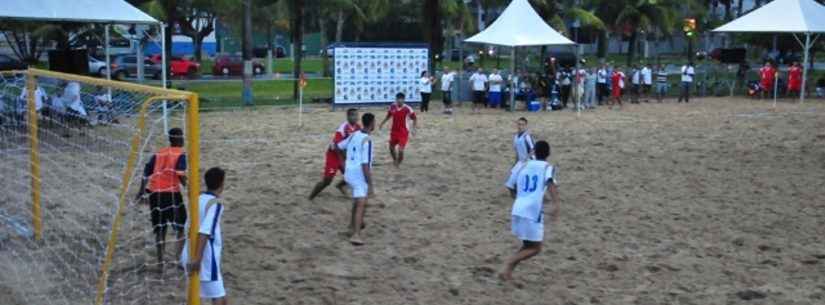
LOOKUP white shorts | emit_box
[201,279,226,299]
[344,170,368,198]
[511,215,544,242]
[505,161,527,189]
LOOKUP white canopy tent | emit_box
[713,0,825,103]
[0,0,170,129]
[465,0,575,111]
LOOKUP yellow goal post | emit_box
[0,68,202,305]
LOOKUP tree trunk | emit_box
[163,0,177,80]
[319,15,329,77]
[335,9,345,43]
[736,0,744,17]
[724,3,732,21]
[242,0,254,106]
[267,22,274,77]
[687,37,695,63]
[423,0,443,73]
[292,0,305,100]
[597,30,608,61]
[626,30,637,66]
[193,35,204,62]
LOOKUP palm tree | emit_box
[290,0,305,100]
[609,0,678,65]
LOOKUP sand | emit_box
[195,97,825,305]
[3,96,825,305]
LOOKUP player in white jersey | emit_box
[183,167,229,304]
[336,113,375,246]
[499,141,560,281]
[505,117,534,190]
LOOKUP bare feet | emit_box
[349,234,364,246]
[498,264,514,281]
[336,183,348,196]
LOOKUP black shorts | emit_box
[442,90,452,106]
[148,192,186,233]
[473,91,486,105]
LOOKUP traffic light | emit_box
[683,18,697,37]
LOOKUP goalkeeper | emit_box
[136,128,188,267]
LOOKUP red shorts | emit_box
[389,133,409,149]
[788,81,801,92]
[323,150,343,178]
[611,87,621,97]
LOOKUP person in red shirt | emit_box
[379,92,418,167]
[136,128,187,266]
[309,108,361,200]
[609,67,624,109]
[759,61,776,99]
[787,61,803,96]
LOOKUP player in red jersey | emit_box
[308,108,361,200]
[379,92,418,167]
[759,61,777,99]
[787,61,803,96]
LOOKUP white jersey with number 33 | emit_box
[511,160,556,221]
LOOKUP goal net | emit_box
[0,69,201,305]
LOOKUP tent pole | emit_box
[800,32,810,103]
[105,25,112,101]
[161,22,168,133]
[510,47,516,112]
[105,25,111,82]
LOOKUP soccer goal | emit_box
[0,68,202,305]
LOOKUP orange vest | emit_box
[148,147,185,193]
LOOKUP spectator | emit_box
[630,65,641,104]
[574,64,587,110]
[488,69,504,108]
[609,66,625,109]
[641,63,652,102]
[596,64,609,105]
[418,71,434,113]
[583,67,597,109]
[678,62,695,103]
[816,77,825,98]
[557,66,572,108]
[654,64,668,103]
[469,68,488,114]
[440,68,456,114]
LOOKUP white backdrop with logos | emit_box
[334,47,429,105]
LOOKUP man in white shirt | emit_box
[641,64,652,102]
[183,167,228,304]
[679,62,695,103]
[596,64,609,105]
[336,113,375,245]
[440,68,456,114]
[499,140,560,281]
[469,68,488,114]
[630,65,641,104]
[488,70,504,109]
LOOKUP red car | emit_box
[148,54,201,78]
[212,55,265,76]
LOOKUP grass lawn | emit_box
[174,78,333,109]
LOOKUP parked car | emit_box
[147,55,201,77]
[88,56,108,76]
[0,54,27,71]
[110,55,162,80]
[212,55,265,76]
